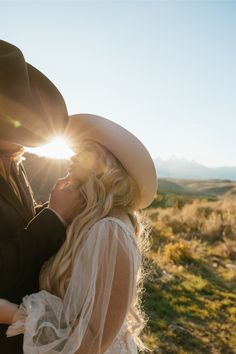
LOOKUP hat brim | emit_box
[65,114,157,209]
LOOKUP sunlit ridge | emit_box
[26,137,74,160]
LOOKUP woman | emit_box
[0,114,157,353]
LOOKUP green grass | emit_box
[141,195,236,354]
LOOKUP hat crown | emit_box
[0,40,21,56]
[0,40,30,101]
[0,40,68,146]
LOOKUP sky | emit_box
[0,0,235,167]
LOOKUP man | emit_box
[0,40,81,352]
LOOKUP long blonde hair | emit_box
[40,140,149,349]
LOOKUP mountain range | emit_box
[155,157,236,181]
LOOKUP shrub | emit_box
[221,239,236,260]
[164,241,193,263]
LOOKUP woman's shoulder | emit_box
[91,216,138,248]
[95,216,134,233]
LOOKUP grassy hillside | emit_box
[142,196,236,353]
[165,178,236,197]
[157,178,236,196]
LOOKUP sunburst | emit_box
[26,137,74,160]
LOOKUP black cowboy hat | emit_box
[0,40,68,147]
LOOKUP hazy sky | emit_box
[0,0,235,167]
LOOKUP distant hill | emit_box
[155,157,236,181]
[159,178,236,197]
[172,178,236,197]
[23,152,68,202]
[153,178,236,209]
[158,178,193,195]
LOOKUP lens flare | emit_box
[26,137,74,160]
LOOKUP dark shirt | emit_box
[0,163,66,353]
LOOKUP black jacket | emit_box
[0,167,66,353]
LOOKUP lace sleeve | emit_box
[7,219,139,354]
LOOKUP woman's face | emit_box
[68,143,102,183]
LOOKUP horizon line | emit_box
[154,156,236,169]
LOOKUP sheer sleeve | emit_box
[7,218,140,354]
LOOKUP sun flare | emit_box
[26,137,75,160]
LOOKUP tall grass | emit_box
[142,196,236,353]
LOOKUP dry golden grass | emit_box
[142,196,236,354]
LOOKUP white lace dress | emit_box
[7,217,141,354]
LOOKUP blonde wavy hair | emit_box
[40,140,150,350]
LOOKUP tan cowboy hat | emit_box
[0,40,68,147]
[65,114,157,209]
